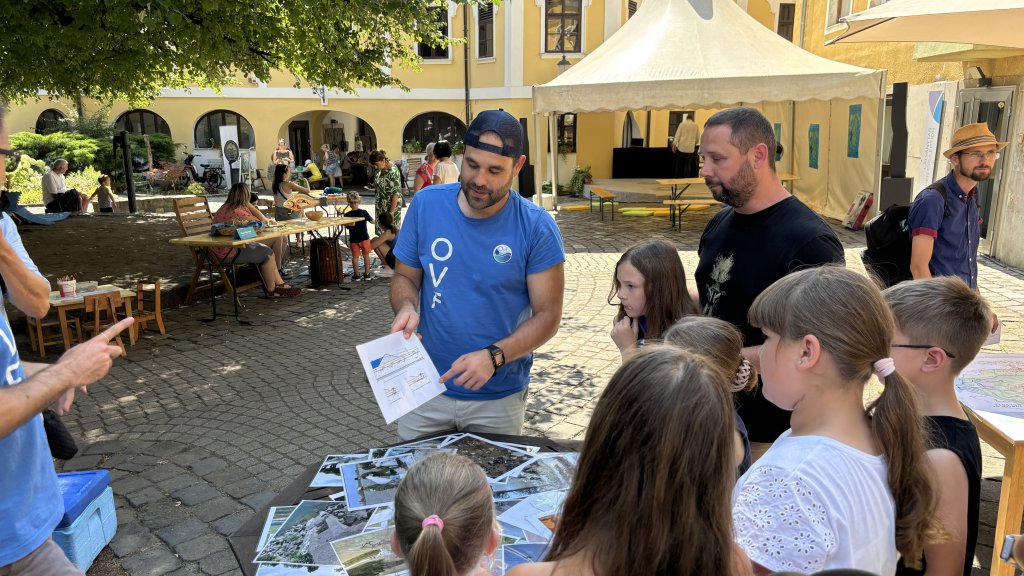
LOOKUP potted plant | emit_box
[557,138,574,161]
[569,164,592,197]
[402,139,422,154]
[451,141,465,156]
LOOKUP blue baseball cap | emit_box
[464,110,523,159]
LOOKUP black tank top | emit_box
[895,415,981,576]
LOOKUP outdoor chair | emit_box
[173,197,262,305]
[127,278,166,342]
[27,313,82,358]
[82,291,127,356]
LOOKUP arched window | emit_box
[35,109,66,134]
[402,112,466,152]
[115,109,171,137]
[194,110,254,149]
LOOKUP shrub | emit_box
[185,182,207,196]
[6,154,47,205]
[65,166,104,197]
[10,132,103,172]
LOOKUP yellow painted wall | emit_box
[802,0,963,86]
[522,0,605,86]
[746,0,775,30]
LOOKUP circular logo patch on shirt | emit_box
[493,244,513,263]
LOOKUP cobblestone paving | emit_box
[29,200,1023,575]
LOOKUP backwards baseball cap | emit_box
[463,110,523,159]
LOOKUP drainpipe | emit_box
[798,0,807,48]
[464,6,472,124]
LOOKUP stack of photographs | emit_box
[253,433,579,576]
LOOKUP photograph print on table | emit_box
[441,434,537,481]
[257,506,296,552]
[341,455,417,511]
[255,500,373,566]
[491,453,578,501]
[311,454,372,488]
[331,528,407,576]
[502,543,550,572]
[255,563,349,576]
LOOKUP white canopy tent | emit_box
[531,0,888,219]
[830,0,1024,48]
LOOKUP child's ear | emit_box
[920,348,949,373]
[796,334,822,370]
[484,523,501,556]
[390,530,404,558]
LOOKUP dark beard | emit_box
[958,164,991,183]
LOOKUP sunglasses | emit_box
[891,344,956,358]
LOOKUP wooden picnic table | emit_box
[656,174,800,228]
[169,215,362,323]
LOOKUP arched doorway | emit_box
[402,112,466,152]
[115,109,172,137]
[35,109,65,134]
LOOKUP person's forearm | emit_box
[494,306,562,364]
[0,362,77,438]
[390,273,420,316]
[0,240,50,318]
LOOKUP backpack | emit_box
[861,182,949,288]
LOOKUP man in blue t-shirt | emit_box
[391,110,565,440]
[909,123,1005,291]
[0,207,133,573]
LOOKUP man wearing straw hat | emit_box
[909,123,1006,290]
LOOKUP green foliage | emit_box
[65,166,103,196]
[10,132,102,172]
[185,182,207,196]
[451,141,465,156]
[402,139,422,154]
[5,154,47,204]
[0,1,487,107]
[569,164,592,197]
[60,105,115,139]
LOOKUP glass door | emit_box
[955,87,1013,253]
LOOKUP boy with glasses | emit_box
[909,123,1006,290]
[884,277,995,576]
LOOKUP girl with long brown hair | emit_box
[607,240,699,361]
[507,347,752,576]
[664,316,757,475]
[733,266,940,573]
[391,453,499,576]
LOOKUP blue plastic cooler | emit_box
[52,470,116,571]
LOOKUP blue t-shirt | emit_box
[394,184,564,400]
[908,171,981,289]
[0,214,62,565]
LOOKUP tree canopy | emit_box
[0,0,480,106]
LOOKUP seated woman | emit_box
[271,164,312,221]
[507,347,752,576]
[212,183,299,298]
[371,211,398,277]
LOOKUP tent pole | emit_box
[548,114,559,210]
[789,100,796,191]
[533,112,543,206]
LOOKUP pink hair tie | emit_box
[422,515,445,531]
[873,358,896,378]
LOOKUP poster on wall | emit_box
[918,90,945,187]
[773,123,783,161]
[808,124,820,169]
[847,104,862,158]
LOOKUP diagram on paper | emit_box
[956,354,1024,419]
[357,332,446,424]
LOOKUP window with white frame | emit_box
[545,0,582,53]
[419,7,449,60]
[826,0,852,28]
[478,3,494,59]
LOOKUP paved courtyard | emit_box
[16,198,1023,576]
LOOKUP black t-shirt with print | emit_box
[696,195,844,443]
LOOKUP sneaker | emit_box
[376,268,394,278]
[351,274,361,281]
[361,275,372,282]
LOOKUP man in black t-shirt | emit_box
[694,107,844,460]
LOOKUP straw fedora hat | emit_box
[943,123,1007,159]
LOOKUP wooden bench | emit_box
[589,186,616,221]
[663,197,719,229]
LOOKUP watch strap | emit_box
[486,344,504,369]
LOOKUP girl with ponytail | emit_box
[732,266,941,574]
[391,453,499,576]
[663,316,757,475]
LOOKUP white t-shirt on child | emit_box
[732,430,897,575]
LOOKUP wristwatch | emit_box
[486,345,505,370]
